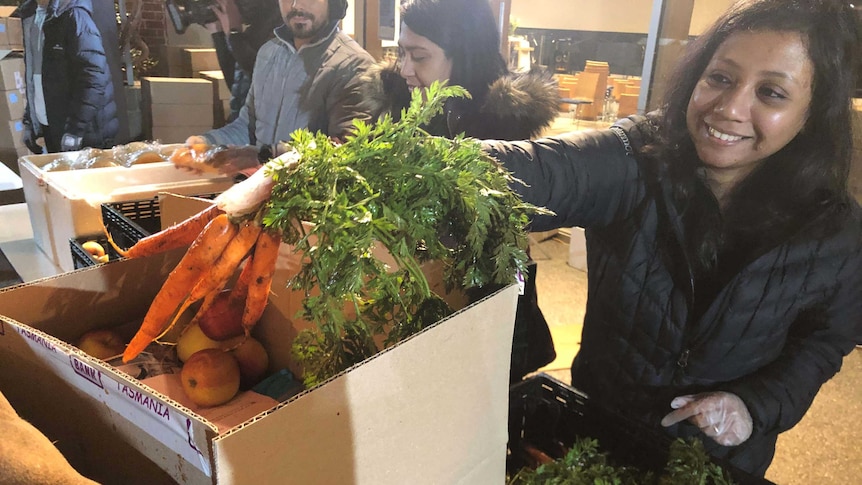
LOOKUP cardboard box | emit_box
[150,125,213,144]
[183,48,219,76]
[0,6,19,49]
[148,103,213,128]
[142,77,213,106]
[18,151,234,271]
[0,207,518,484]
[0,87,25,121]
[0,117,24,148]
[197,70,232,127]
[0,55,24,91]
[157,44,186,77]
[197,70,231,101]
[4,17,21,50]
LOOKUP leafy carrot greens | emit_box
[262,83,549,386]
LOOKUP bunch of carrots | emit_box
[108,203,281,363]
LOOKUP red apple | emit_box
[230,337,270,389]
[181,349,241,408]
[197,289,245,341]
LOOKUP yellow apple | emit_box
[77,328,126,360]
[180,349,241,407]
[175,322,222,363]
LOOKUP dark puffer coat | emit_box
[359,61,560,141]
[19,0,118,151]
[484,117,862,476]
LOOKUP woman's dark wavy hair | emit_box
[649,0,862,272]
[400,0,508,104]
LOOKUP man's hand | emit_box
[185,135,209,147]
[661,392,753,446]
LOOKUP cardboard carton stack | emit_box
[197,69,231,128]
[0,9,27,174]
[0,55,27,173]
[181,48,219,77]
[0,6,23,51]
[141,77,214,144]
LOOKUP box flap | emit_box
[211,285,518,484]
[0,254,218,479]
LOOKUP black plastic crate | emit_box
[101,193,221,245]
[70,235,124,269]
[104,198,162,236]
[507,373,775,484]
[68,202,155,269]
[100,202,152,252]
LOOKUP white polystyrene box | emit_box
[18,150,233,272]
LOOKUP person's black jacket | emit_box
[484,117,862,476]
[18,0,118,152]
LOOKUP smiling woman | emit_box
[482,0,862,478]
[685,30,814,204]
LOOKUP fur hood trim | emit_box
[359,60,560,140]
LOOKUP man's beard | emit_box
[285,11,328,40]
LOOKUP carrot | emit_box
[105,204,222,259]
[187,220,262,304]
[229,250,255,305]
[179,250,255,339]
[241,229,282,335]
[162,220,262,337]
[123,214,237,362]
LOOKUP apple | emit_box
[230,337,270,389]
[197,289,245,341]
[180,349,241,407]
[175,322,222,363]
[176,321,245,363]
[77,328,126,360]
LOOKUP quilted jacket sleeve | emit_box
[724,228,862,437]
[482,125,648,232]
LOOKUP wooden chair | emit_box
[582,61,610,120]
[623,83,640,96]
[617,93,640,118]
[568,70,600,125]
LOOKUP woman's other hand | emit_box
[661,391,753,446]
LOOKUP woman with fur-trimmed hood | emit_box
[361,0,560,382]
[360,0,559,142]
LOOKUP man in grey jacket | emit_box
[186,0,373,153]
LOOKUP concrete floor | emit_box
[527,231,862,484]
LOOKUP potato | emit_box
[81,240,105,257]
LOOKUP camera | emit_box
[165,0,218,34]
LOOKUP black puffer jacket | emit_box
[359,61,560,141]
[484,117,862,476]
[19,0,118,151]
